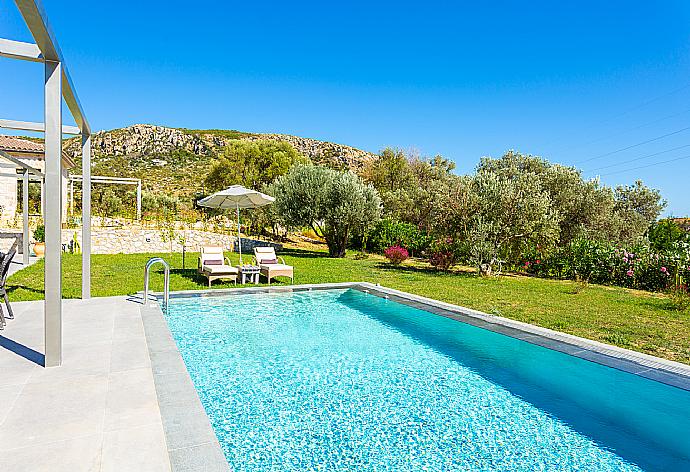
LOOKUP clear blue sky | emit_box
[2,0,690,216]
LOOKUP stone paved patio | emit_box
[0,296,171,471]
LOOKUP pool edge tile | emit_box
[140,302,229,471]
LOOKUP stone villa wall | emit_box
[61,228,236,254]
[60,228,283,255]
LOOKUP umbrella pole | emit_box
[237,204,242,265]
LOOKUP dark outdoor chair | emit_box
[0,245,17,330]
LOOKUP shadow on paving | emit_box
[0,335,44,366]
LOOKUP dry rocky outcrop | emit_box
[65,124,375,171]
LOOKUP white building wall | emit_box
[0,155,70,222]
[0,161,18,220]
[62,166,69,220]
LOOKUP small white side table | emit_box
[238,265,260,284]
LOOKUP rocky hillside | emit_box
[63,124,376,200]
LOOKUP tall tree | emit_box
[272,164,381,257]
[611,180,667,243]
[204,140,306,192]
[466,170,560,273]
[362,148,458,232]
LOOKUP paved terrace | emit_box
[0,297,176,471]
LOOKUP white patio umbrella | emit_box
[197,185,275,265]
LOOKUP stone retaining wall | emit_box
[61,228,236,254]
[59,228,283,255]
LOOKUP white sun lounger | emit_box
[253,247,294,285]
[198,246,238,287]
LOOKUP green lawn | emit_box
[8,249,690,364]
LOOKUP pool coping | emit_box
[140,303,230,471]
[162,281,690,391]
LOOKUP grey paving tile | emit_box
[113,314,145,341]
[0,433,102,472]
[0,383,24,424]
[150,349,189,376]
[0,375,108,450]
[27,341,112,384]
[62,321,115,348]
[145,326,178,353]
[0,329,44,348]
[169,442,229,472]
[154,372,202,407]
[110,337,151,373]
[104,368,161,432]
[159,401,218,450]
[102,423,171,472]
[0,351,41,386]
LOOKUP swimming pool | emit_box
[164,287,690,471]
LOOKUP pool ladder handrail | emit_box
[144,257,170,308]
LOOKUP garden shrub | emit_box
[648,219,688,252]
[384,245,409,264]
[367,219,430,255]
[142,192,180,215]
[429,238,461,271]
[97,188,124,217]
[524,238,690,293]
[33,224,45,243]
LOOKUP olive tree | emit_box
[272,164,382,257]
[474,151,666,245]
[466,171,560,274]
[610,180,666,243]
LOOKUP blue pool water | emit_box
[165,289,690,471]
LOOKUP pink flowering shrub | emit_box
[523,238,690,293]
[428,238,461,271]
[384,245,409,265]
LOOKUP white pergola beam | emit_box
[0,37,42,62]
[62,68,90,135]
[14,0,91,135]
[0,118,80,135]
[70,176,140,183]
[0,172,41,180]
[0,149,45,177]
[69,175,142,220]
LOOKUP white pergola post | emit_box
[136,180,142,220]
[44,59,63,367]
[69,179,74,215]
[22,170,30,265]
[81,133,91,299]
[40,178,45,216]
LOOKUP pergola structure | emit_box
[0,0,92,367]
[0,150,44,265]
[69,175,142,220]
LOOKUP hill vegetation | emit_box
[61,124,376,217]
